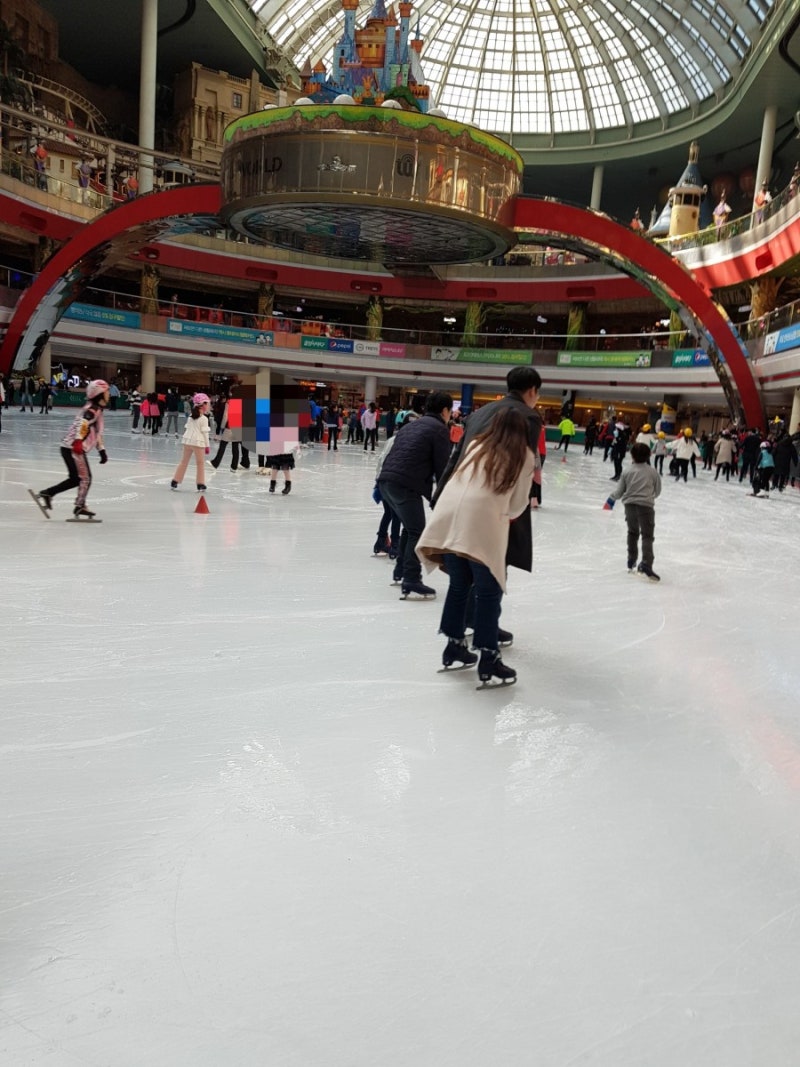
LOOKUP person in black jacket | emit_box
[378,390,453,598]
[436,367,542,574]
[738,427,762,484]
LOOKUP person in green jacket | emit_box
[556,415,576,452]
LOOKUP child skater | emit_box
[603,441,662,580]
[33,379,110,519]
[416,407,535,688]
[171,392,210,491]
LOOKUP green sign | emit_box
[556,351,652,368]
[457,348,531,365]
[301,336,330,350]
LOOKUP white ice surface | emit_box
[2,410,800,1066]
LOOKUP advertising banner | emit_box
[300,336,330,350]
[379,342,406,358]
[431,346,461,361]
[65,303,141,329]
[672,349,710,367]
[764,324,800,356]
[457,348,531,365]
[328,338,354,352]
[556,351,652,367]
[354,340,381,355]
[167,319,273,346]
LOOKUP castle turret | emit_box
[398,2,412,64]
[333,0,360,84]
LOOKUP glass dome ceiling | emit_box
[250,0,774,139]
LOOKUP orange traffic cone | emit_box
[195,495,209,514]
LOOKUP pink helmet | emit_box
[193,392,210,406]
[86,379,110,399]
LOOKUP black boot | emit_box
[477,650,516,688]
[269,480,276,493]
[281,481,291,495]
[440,638,477,671]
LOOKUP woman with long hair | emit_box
[171,393,211,491]
[416,407,534,687]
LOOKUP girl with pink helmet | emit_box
[171,393,211,492]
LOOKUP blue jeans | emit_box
[440,554,502,652]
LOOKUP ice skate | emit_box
[498,627,514,648]
[438,637,478,672]
[281,482,292,495]
[637,563,660,582]
[476,650,516,689]
[269,480,276,493]
[399,580,436,600]
[627,558,636,573]
[373,534,390,556]
[67,505,101,523]
[197,484,207,492]
[28,489,52,519]
[170,480,179,490]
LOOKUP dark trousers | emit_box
[558,434,572,452]
[624,502,655,568]
[740,457,757,482]
[377,501,400,546]
[675,458,690,481]
[653,454,664,474]
[364,427,377,450]
[379,481,426,583]
[714,463,731,481]
[131,405,141,429]
[440,554,502,652]
[327,426,339,450]
[212,440,250,469]
[44,447,92,507]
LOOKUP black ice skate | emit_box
[281,482,291,495]
[498,627,514,648]
[28,489,52,519]
[67,505,101,523]
[399,580,436,600]
[637,563,660,582]
[438,638,478,672]
[476,650,516,689]
[373,534,390,556]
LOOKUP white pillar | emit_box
[590,165,604,211]
[140,352,156,394]
[365,375,377,404]
[138,0,158,195]
[789,387,800,436]
[753,104,777,209]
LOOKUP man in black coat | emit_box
[437,366,543,573]
[378,390,453,596]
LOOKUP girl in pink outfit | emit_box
[171,393,210,491]
[34,379,109,518]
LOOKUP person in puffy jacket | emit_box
[378,391,452,596]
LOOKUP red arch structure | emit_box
[510,198,763,428]
[0,186,764,428]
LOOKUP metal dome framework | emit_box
[249,0,774,141]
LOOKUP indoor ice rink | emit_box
[3,407,800,1066]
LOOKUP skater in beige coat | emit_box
[416,406,534,687]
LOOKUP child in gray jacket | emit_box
[603,442,662,580]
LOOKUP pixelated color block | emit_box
[227,398,242,429]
